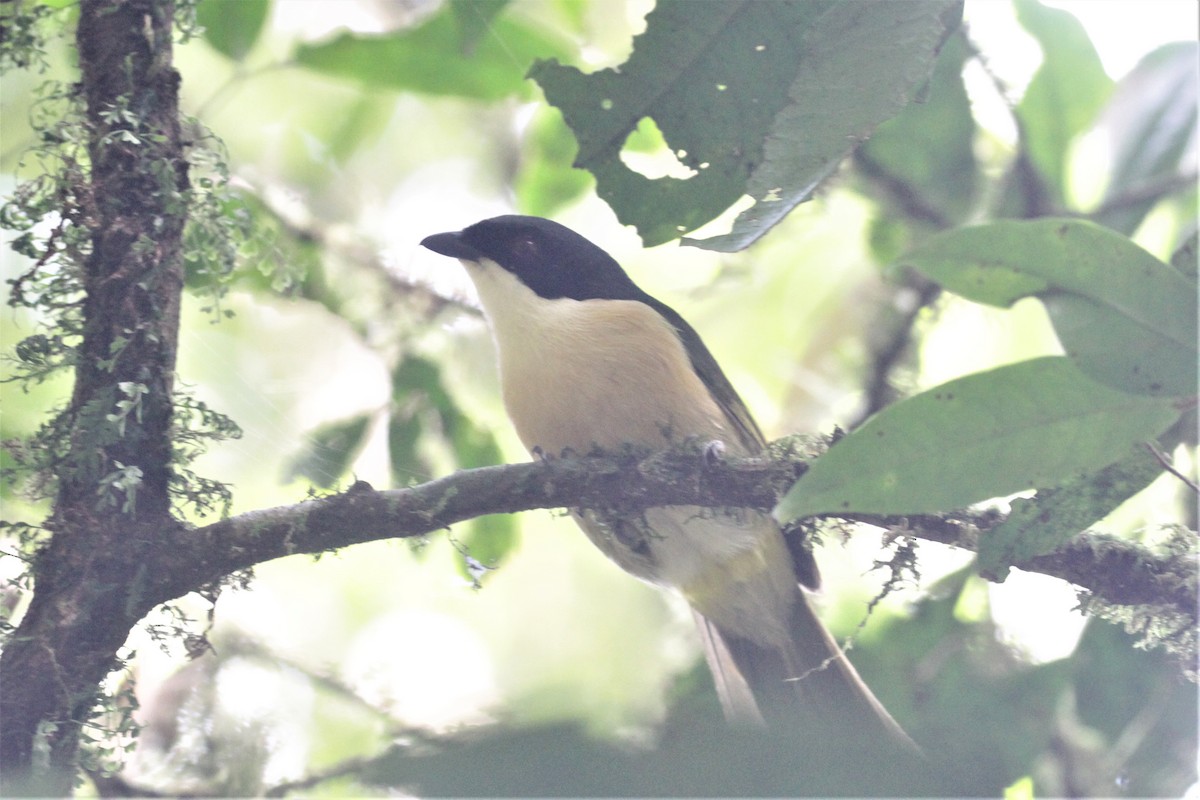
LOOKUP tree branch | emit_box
[153,446,800,599]
[142,446,1194,631]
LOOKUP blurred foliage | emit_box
[196,0,270,61]
[0,0,1196,796]
[294,3,570,99]
[1091,42,1199,234]
[1011,0,1113,210]
[855,30,978,230]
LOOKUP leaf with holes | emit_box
[531,0,961,248]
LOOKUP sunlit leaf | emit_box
[196,0,270,61]
[1092,42,1199,234]
[295,9,567,100]
[1012,0,1112,206]
[977,445,1164,581]
[898,219,1198,396]
[531,0,961,249]
[774,357,1180,521]
[284,414,371,488]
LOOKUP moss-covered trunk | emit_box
[0,0,186,790]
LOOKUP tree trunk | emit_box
[0,0,186,791]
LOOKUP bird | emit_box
[421,214,915,748]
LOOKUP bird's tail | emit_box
[693,589,918,752]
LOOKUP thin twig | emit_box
[1146,441,1200,495]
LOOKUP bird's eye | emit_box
[511,236,538,259]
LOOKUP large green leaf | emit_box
[1012,0,1112,206]
[294,8,566,100]
[976,445,1163,581]
[197,0,270,61]
[898,219,1198,396]
[775,357,1180,522]
[531,0,961,249]
[1091,42,1199,234]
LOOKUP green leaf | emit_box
[448,0,509,54]
[196,0,270,61]
[774,357,1181,522]
[1012,0,1112,206]
[1092,42,1199,234]
[531,0,961,249]
[898,219,1198,396]
[1039,292,1192,397]
[388,357,443,486]
[855,31,978,226]
[294,9,566,100]
[976,445,1164,581]
[285,414,371,488]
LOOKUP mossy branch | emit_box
[152,446,1195,644]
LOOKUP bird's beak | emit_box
[421,231,482,261]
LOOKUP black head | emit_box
[421,215,767,453]
[421,215,645,302]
